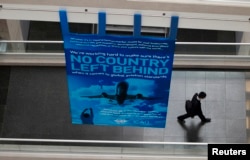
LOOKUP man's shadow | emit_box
[178,121,206,142]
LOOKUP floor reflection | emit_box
[178,121,206,142]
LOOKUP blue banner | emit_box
[60,11,178,128]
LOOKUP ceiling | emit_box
[1,0,250,31]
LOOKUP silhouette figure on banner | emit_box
[177,92,211,123]
[81,108,94,124]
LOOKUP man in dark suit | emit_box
[177,92,211,123]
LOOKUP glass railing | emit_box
[1,40,250,56]
[176,42,250,56]
[1,41,250,69]
[0,138,207,159]
[0,40,64,53]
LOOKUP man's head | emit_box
[198,91,207,99]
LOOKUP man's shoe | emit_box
[177,118,185,123]
[202,118,211,123]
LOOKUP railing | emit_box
[1,40,250,69]
[1,40,250,54]
[0,138,207,160]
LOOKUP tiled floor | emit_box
[0,67,10,135]
[0,67,248,160]
[167,71,246,143]
[0,67,247,143]
[245,72,250,143]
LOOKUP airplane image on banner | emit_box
[81,81,161,105]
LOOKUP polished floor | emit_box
[168,71,247,143]
[0,67,248,160]
[0,67,247,143]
